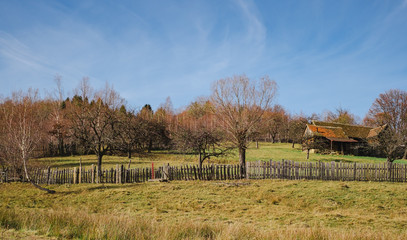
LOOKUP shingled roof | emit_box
[312,121,373,139]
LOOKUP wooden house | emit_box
[303,121,384,155]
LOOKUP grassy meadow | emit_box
[1,180,407,239]
[2,142,407,239]
[36,142,407,170]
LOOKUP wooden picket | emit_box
[2,160,407,184]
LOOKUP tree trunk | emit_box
[199,152,203,169]
[58,136,64,156]
[23,158,55,194]
[292,142,295,148]
[256,140,259,149]
[239,147,246,178]
[148,138,153,153]
[128,150,132,159]
[307,149,310,160]
[97,153,103,182]
[403,147,407,160]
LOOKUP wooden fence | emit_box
[0,164,242,184]
[247,160,407,182]
[1,160,406,184]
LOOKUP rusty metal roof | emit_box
[312,121,373,139]
[306,124,358,143]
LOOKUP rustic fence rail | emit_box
[247,160,407,182]
[1,160,406,184]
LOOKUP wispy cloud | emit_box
[235,0,266,45]
[0,31,54,72]
[0,0,406,117]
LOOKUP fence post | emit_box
[295,162,299,180]
[115,164,119,184]
[79,158,82,184]
[91,164,95,184]
[246,162,249,179]
[121,165,124,183]
[46,167,51,185]
[162,163,169,181]
[262,161,266,179]
[283,161,286,179]
[73,167,77,184]
[151,162,155,180]
[387,162,392,182]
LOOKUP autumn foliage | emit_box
[1,75,405,189]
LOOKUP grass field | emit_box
[2,143,407,239]
[36,142,407,169]
[1,180,407,239]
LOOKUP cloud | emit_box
[0,31,54,72]
[0,0,405,117]
[235,0,266,45]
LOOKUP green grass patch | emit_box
[35,143,406,170]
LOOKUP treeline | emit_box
[1,74,406,187]
[0,75,294,181]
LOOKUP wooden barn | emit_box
[303,121,384,155]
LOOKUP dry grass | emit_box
[1,180,407,239]
[6,143,407,239]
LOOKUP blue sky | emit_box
[0,0,406,119]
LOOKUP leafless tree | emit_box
[115,106,147,159]
[365,89,407,161]
[172,99,229,168]
[137,104,171,153]
[0,90,55,193]
[211,74,277,177]
[48,75,69,156]
[323,107,358,125]
[261,105,288,143]
[69,80,124,180]
[288,115,308,148]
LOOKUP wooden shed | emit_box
[303,121,384,155]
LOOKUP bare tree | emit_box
[0,90,55,193]
[172,99,229,168]
[48,75,69,156]
[365,89,407,161]
[261,105,288,143]
[69,80,124,180]
[75,77,92,101]
[211,74,277,177]
[0,99,21,177]
[137,104,171,153]
[115,106,147,159]
[288,115,308,148]
[323,107,357,125]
